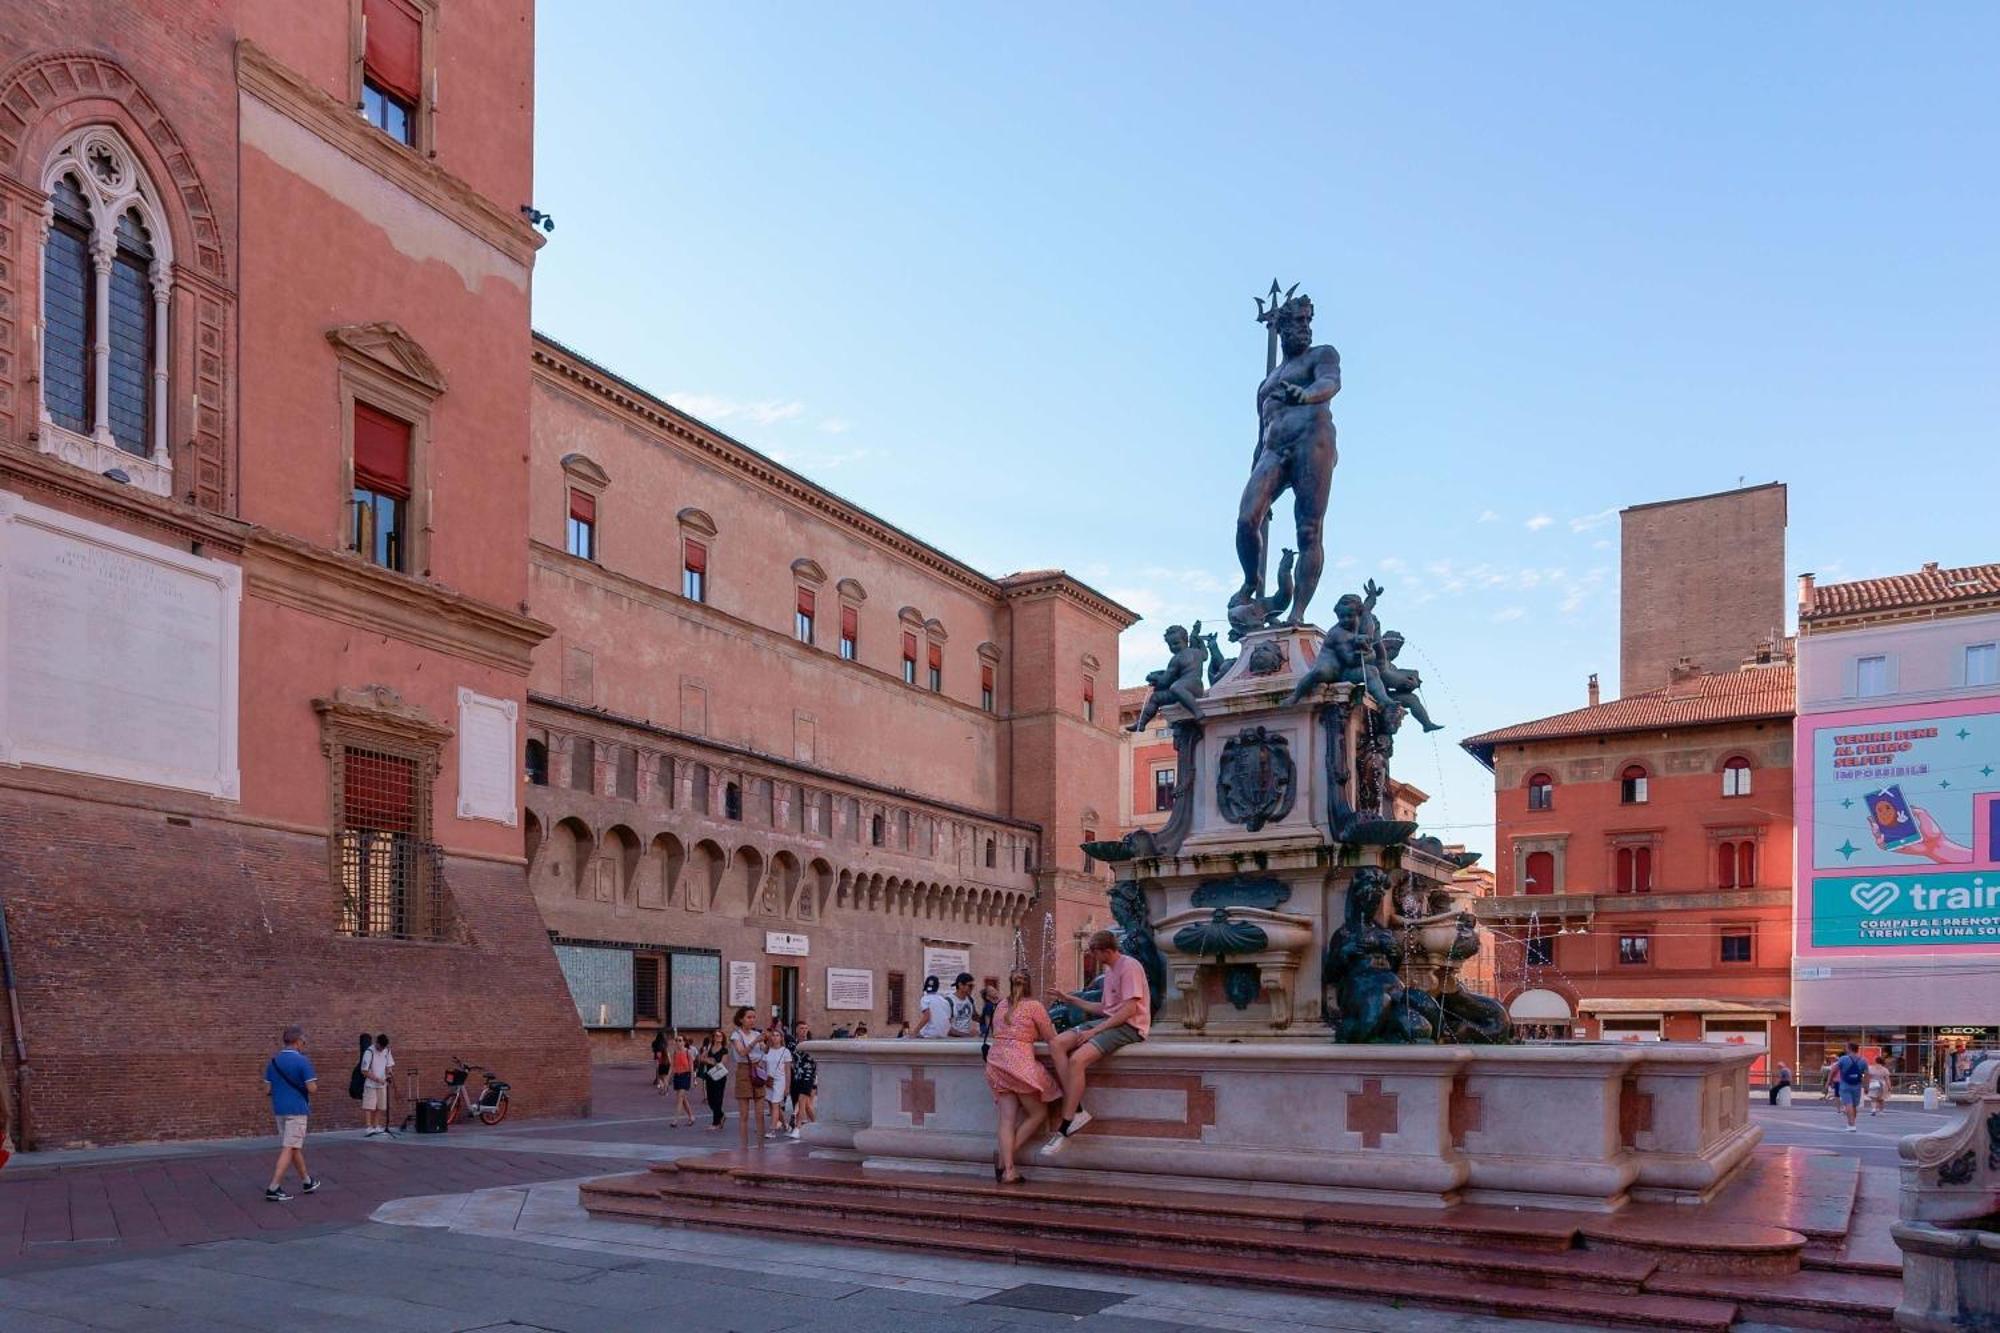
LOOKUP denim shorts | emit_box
[1836,1083,1861,1106]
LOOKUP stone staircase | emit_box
[578,1147,1903,1330]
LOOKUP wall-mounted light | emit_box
[520,205,555,233]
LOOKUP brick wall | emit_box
[1620,484,1787,694]
[0,786,589,1148]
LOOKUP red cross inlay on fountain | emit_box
[1448,1075,1483,1149]
[1619,1080,1654,1149]
[901,1068,937,1126]
[1346,1077,1399,1149]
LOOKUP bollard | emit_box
[1923,1083,1939,1111]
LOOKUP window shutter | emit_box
[797,587,816,616]
[980,663,994,691]
[363,0,424,103]
[1083,676,1095,704]
[684,540,707,573]
[927,642,942,671]
[569,489,595,523]
[841,605,857,639]
[902,632,917,661]
[353,402,412,498]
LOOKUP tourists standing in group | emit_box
[651,1029,671,1094]
[1769,1062,1793,1106]
[918,975,951,1038]
[946,973,980,1038]
[1832,1041,1868,1131]
[729,1007,761,1148]
[760,1027,794,1139]
[986,968,1063,1184]
[789,1020,817,1139]
[668,1034,696,1127]
[262,1025,321,1202]
[361,1034,396,1137]
[695,1029,729,1131]
[1044,930,1151,1153]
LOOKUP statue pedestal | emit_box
[800,1038,1762,1212]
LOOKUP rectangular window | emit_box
[1617,933,1651,966]
[682,540,707,603]
[796,588,816,645]
[927,642,942,692]
[1720,929,1753,964]
[351,402,412,572]
[1525,934,1555,967]
[1153,766,1177,812]
[1527,779,1553,811]
[361,0,422,146]
[566,489,596,560]
[336,746,434,940]
[1966,643,1999,687]
[980,663,995,712]
[1083,676,1095,723]
[902,632,918,685]
[885,971,907,1025]
[839,605,858,660]
[1856,655,1890,697]
[632,953,664,1024]
[570,738,595,793]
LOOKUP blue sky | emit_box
[531,5,1999,859]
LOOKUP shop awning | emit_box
[1507,988,1573,1022]
[1578,997,1787,1018]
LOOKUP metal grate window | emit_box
[633,953,664,1023]
[337,746,452,941]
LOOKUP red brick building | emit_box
[0,3,590,1146]
[518,338,1133,1053]
[1465,662,1798,1076]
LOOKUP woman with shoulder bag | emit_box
[696,1030,728,1130]
[727,1007,762,1148]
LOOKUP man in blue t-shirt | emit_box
[1832,1041,1868,1132]
[262,1025,320,1201]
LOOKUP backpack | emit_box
[1838,1055,1865,1086]
[348,1056,367,1100]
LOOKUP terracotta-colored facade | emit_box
[521,339,1135,1054]
[0,3,590,1146]
[1465,665,1798,1080]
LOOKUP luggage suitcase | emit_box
[414,1098,450,1134]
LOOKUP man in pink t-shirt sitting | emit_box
[1042,929,1151,1153]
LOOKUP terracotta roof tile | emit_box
[1803,562,2000,622]
[1461,665,1793,765]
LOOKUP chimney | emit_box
[1670,655,1702,683]
[1587,673,1600,707]
[1797,571,1815,614]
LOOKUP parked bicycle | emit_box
[441,1057,511,1125]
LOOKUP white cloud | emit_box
[1333,554,1358,570]
[1491,606,1526,622]
[817,417,852,434]
[666,391,808,428]
[1568,507,1617,533]
[1525,514,1554,532]
[1477,510,1499,524]
[1592,539,1612,551]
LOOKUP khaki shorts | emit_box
[1086,1022,1145,1056]
[361,1083,388,1111]
[275,1115,308,1148]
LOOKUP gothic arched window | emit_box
[38,128,174,493]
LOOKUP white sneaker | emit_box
[1041,1132,1068,1156]
[788,1128,801,1140]
[1064,1109,1093,1137]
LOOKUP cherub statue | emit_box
[1129,623,1207,731]
[1379,631,1444,733]
[1284,581,1393,710]
[1199,628,1231,687]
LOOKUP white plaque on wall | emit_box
[0,494,240,798]
[727,960,757,1006]
[765,931,809,957]
[455,686,518,825]
[825,967,874,1011]
[922,946,971,988]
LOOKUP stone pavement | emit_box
[1749,1095,1952,1168]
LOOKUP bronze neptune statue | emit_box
[1233,289,1339,629]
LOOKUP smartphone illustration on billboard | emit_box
[1865,784,1922,851]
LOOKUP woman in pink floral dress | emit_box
[985,968,1062,1183]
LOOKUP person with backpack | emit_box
[362,1034,396,1137]
[1833,1041,1869,1131]
[262,1025,320,1201]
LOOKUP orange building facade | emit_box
[1465,665,1798,1080]
[0,2,591,1146]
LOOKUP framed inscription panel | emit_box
[0,495,240,798]
[455,687,518,825]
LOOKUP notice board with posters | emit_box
[825,967,874,1011]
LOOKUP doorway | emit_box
[770,964,799,1029]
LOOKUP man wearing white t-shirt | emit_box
[362,1034,396,1137]
[917,974,952,1038]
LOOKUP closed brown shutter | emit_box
[353,403,412,498]
[684,540,707,573]
[841,605,858,639]
[797,587,815,616]
[569,489,595,523]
